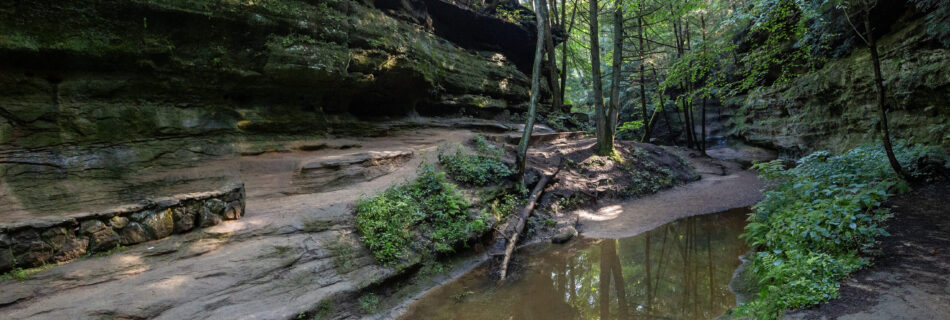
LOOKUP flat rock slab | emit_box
[0,127,483,319]
[294,150,414,194]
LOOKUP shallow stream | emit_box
[401,208,750,320]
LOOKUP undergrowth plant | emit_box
[355,165,489,266]
[735,142,947,318]
[438,136,512,185]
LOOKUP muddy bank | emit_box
[783,181,950,320]
[577,149,765,239]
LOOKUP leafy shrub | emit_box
[355,166,489,265]
[735,143,947,318]
[438,136,512,185]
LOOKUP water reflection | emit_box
[401,208,750,320]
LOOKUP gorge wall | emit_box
[728,5,950,156]
[0,0,536,150]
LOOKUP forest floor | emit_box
[784,181,950,320]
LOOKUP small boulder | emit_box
[224,201,243,220]
[142,209,174,239]
[11,230,55,267]
[197,206,223,228]
[172,206,196,233]
[551,226,577,244]
[119,222,151,245]
[80,220,120,253]
[41,227,87,262]
[108,216,130,229]
[0,247,13,274]
[205,199,227,216]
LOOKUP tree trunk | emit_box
[498,163,562,281]
[559,0,577,106]
[590,0,611,155]
[516,0,549,188]
[864,12,908,179]
[544,6,562,111]
[608,0,623,133]
[637,14,652,142]
[700,13,708,155]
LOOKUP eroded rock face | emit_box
[0,0,532,150]
[729,13,950,155]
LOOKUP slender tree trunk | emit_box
[516,0,549,188]
[637,13,652,142]
[684,22,699,149]
[681,98,694,148]
[559,0,576,105]
[700,13,708,155]
[590,0,612,155]
[544,6,562,111]
[608,0,623,133]
[864,12,908,179]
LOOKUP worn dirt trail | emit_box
[577,147,765,239]
[0,126,478,320]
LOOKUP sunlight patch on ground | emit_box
[576,204,623,221]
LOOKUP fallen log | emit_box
[497,163,563,281]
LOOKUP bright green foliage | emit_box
[729,0,822,95]
[438,136,513,185]
[736,143,947,318]
[355,166,489,265]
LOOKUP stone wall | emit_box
[0,183,245,273]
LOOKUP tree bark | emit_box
[516,0,549,188]
[590,0,612,155]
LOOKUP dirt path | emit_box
[784,181,950,320]
[577,148,765,239]
[0,127,477,320]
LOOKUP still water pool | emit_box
[401,208,750,320]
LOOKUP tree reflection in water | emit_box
[401,208,750,320]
